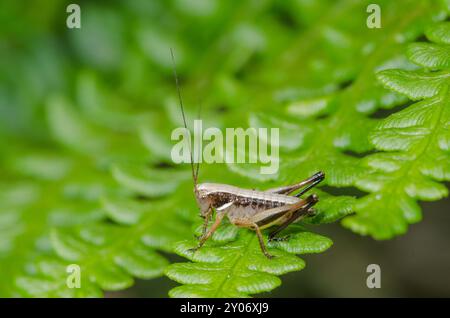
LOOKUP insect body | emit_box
[193,173,324,258]
[170,49,324,258]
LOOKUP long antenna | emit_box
[170,48,198,190]
[195,100,202,181]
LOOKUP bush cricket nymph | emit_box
[170,49,324,259]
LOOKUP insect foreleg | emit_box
[189,209,225,253]
[198,206,213,239]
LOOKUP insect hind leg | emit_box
[254,224,274,259]
[268,194,318,242]
[234,194,318,259]
[294,171,324,197]
[232,218,275,259]
[267,171,324,197]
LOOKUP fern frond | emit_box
[343,22,450,238]
[166,227,331,297]
[10,97,193,296]
[0,149,111,296]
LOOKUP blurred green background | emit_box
[1,0,449,297]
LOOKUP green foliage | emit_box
[165,0,449,297]
[166,228,331,297]
[0,0,449,298]
[0,147,116,296]
[2,93,193,296]
[343,22,450,238]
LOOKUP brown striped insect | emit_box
[170,49,324,259]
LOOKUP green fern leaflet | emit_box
[343,21,450,239]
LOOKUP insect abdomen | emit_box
[203,185,298,220]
